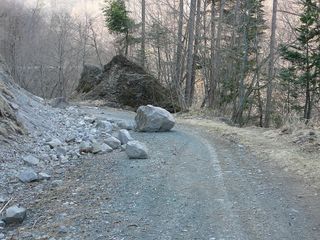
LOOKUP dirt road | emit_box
[12,107,320,240]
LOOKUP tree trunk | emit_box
[190,0,202,104]
[125,31,129,56]
[174,0,185,108]
[208,0,216,108]
[264,0,278,127]
[232,0,249,125]
[141,0,146,67]
[184,0,197,108]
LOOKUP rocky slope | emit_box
[0,55,153,239]
[0,56,25,138]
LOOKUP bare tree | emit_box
[141,0,146,67]
[184,0,197,108]
[265,0,278,127]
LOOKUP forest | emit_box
[0,0,319,128]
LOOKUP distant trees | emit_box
[1,0,319,127]
[0,0,113,99]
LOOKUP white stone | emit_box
[117,129,134,144]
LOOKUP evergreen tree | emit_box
[231,0,267,125]
[102,0,134,56]
[280,0,319,121]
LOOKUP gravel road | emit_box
[6,106,320,240]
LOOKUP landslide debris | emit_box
[73,55,178,112]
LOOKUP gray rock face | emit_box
[22,155,40,166]
[126,141,148,159]
[117,129,134,144]
[105,136,121,149]
[135,105,175,132]
[17,169,38,183]
[4,205,27,224]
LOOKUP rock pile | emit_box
[72,55,179,112]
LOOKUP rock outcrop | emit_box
[73,55,178,112]
[135,105,175,132]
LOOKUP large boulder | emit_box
[75,65,102,93]
[72,55,179,112]
[135,105,175,132]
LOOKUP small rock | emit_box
[56,146,67,156]
[60,155,69,163]
[58,225,68,234]
[117,120,136,130]
[65,136,76,144]
[96,120,113,133]
[51,180,63,187]
[17,169,38,183]
[79,141,93,154]
[92,142,113,154]
[84,116,96,124]
[126,141,148,159]
[38,172,51,180]
[0,220,5,228]
[0,195,8,203]
[22,155,40,166]
[47,138,63,148]
[4,205,27,224]
[120,144,126,151]
[309,131,316,136]
[117,129,134,144]
[105,136,121,149]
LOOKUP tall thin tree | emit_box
[264,0,278,127]
[141,0,146,67]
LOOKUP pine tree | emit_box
[102,0,134,56]
[231,0,267,125]
[280,0,319,121]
